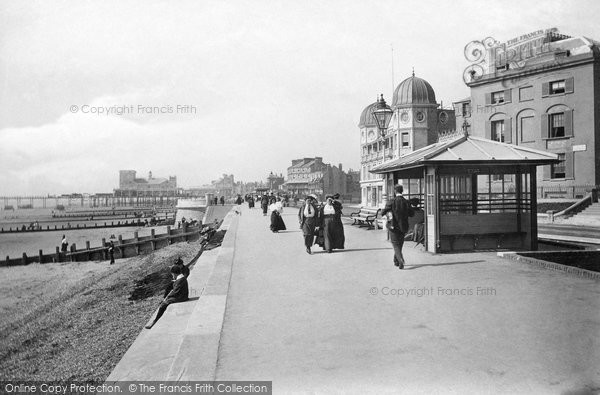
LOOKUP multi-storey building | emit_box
[267,172,285,191]
[283,157,347,199]
[115,170,177,197]
[455,29,600,197]
[211,174,235,198]
[359,73,455,207]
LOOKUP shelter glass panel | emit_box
[426,175,435,215]
[439,175,472,214]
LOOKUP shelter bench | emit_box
[443,231,527,251]
[349,208,381,229]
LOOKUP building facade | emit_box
[456,29,600,197]
[267,172,285,191]
[359,73,456,207]
[115,170,177,197]
[283,157,347,199]
[211,174,236,198]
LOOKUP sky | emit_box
[1,0,600,195]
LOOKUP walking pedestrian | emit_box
[269,197,286,232]
[381,185,414,269]
[332,193,345,249]
[261,193,269,216]
[319,195,345,253]
[61,235,68,253]
[108,241,115,264]
[298,194,319,254]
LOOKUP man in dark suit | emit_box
[381,185,414,269]
[145,264,189,329]
[298,194,319,254]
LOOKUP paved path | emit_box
[214,205,600,394]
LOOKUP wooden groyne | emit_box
[0,217,175,233]
[1,223,210,267]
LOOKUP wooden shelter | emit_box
[371,131,559,253]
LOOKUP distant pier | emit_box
[1,195,181,210]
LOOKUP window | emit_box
[550,80,565,95]
[439,112,448,124]
[476,173,519,213]
[462,102,471,117]
[426,175,435,215]
[491,120,505,142]
[543,78,573,97]
[401,133,409,147]
[439,175,472,213]
[550,113,565,138]
[552,153,566,179]
[491,91,504,104]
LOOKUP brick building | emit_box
[455,29,600,197]
[283,157,347,199]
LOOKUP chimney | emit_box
[338,163,343,172]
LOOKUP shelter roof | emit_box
[371,133,559,173]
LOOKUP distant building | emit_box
[114,170,177,197]
[267,172,285,191]
[346,169,361,201]
[212,174,235,198]
[456,29,600,197]
[283,157,347,199]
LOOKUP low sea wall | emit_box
[1,224,203,267]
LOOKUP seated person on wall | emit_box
[162,257,190,297]
[146,264,189,329]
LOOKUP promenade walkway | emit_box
[109,205,599,394]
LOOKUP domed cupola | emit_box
[358,101,379,128]
[392,73,437,107]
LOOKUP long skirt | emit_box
[301,217,317,247]
[262,204,268,214]
[270,211,286,232]
[323,216,345,251]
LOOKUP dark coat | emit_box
[381,195,414,234]
[298,202,319,236]
[165,276,189,303]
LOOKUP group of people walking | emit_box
[298,193,345,254]
[257,185,414,267]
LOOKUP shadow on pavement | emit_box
[312,247,392,253]
[403,260,486,270]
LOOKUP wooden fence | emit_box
[0,216,176,234]
[1,224,205,267]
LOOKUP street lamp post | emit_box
[371,94,394,207]
[371,94,393,137]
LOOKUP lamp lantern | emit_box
[372,94,393,137]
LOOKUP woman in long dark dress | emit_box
[332,193,345,249]
[319,195,345,253]
[269,198,286,232]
